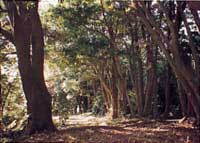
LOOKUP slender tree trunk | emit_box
[128,56,137,117]
[143,44,154,115]
[100,82,110,110]
[179,5,200,84]
[136,50,144,115]
[163,64,171,117]
[111,57,119,119]
[114,56,130,116]
[177,80,187,116]
[106,24,120,119]
[135,2,200,122]
[152,46,158,118]
[0,65,3,131]
[133,22,144,115]
[99,68,113,116]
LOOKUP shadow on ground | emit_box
[2,113,200,143]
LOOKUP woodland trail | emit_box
[12,113,199,143]
[65,112,109,127]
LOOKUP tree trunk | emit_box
[114,56,131,116]
[3,1,56,134]
[111,57,119,119]
[136,50,144,115]
[134,22,144,115]
[143,39,156,116]
[99,68,113,116]
[177,80,187,116]
[128,56,137,117]
[163,64,171,117]
[26,6,56,134]
[127,19,144,116]
[0,64,3,131]
[134,2,200,122]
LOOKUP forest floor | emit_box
[1,112,200,143]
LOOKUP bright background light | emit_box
[39,0,58,11]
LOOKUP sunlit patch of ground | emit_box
[62,112,109,127]
[13,113,200,143]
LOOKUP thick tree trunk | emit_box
[3,1,56,134]
[26,7,56,134]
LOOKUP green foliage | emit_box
[53,88,70,118]
[128,91,137,113]
[0,36,26,131]
[92,95,106,116]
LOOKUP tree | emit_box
[133,1,200,122]
[39,0,199,123]
[0,1,56,134]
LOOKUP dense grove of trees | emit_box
[0,0,199,135]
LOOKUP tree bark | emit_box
[111,57,119,119]
[134,1,200,122]
[143,44,157,116]
[163,64,171,117]
[177,80,187,116]
[2,1,56,134]
[133,21,144,115]
[0,64,3,131]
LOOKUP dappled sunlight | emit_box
[0,0,200,142]
[64,112,109,127]
[21,113,199,143]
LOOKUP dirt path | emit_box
[65,112,109,127]
[10,113,200,143]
